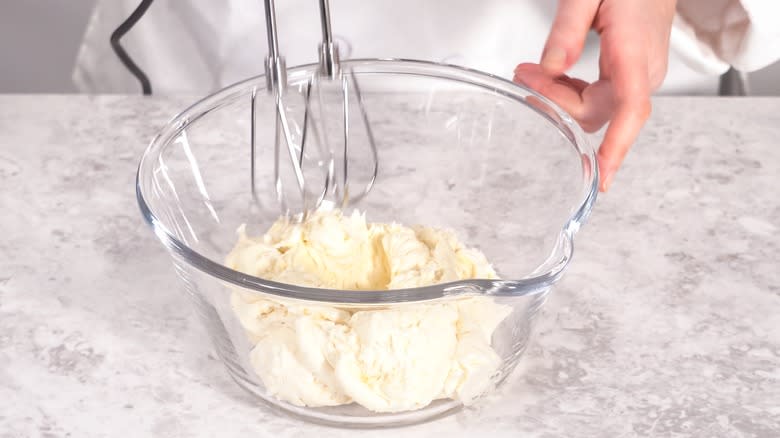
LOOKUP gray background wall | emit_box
[0,1,777,95]
[0,0,97,93]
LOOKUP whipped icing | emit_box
[225,209,498,290]
[226,209,512,413]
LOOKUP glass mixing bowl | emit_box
[136,59,597,427]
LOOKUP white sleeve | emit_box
[671,0,780,74]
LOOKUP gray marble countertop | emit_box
[1,95,778,438]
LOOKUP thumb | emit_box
[542,0,601,75]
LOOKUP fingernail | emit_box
[541,47,567,72]
[513,74,528,87]
[601,172,614,192]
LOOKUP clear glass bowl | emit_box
[136,59,597,427]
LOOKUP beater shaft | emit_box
[252,0,379,217]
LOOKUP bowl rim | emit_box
[136,58,598,304]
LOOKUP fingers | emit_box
[514,63,614,133]
[526,0,664,192]
[514,58,648,193]
[597,29,652,192]
[542,0,601,75]
[514,64,583,113]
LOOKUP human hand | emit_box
[513,0,677,192]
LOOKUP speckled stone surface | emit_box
[1,95,778,437]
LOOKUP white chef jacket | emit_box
[72,0,780,95]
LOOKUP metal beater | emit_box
[253,0,379,217]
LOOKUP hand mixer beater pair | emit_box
[252,0,379,217]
